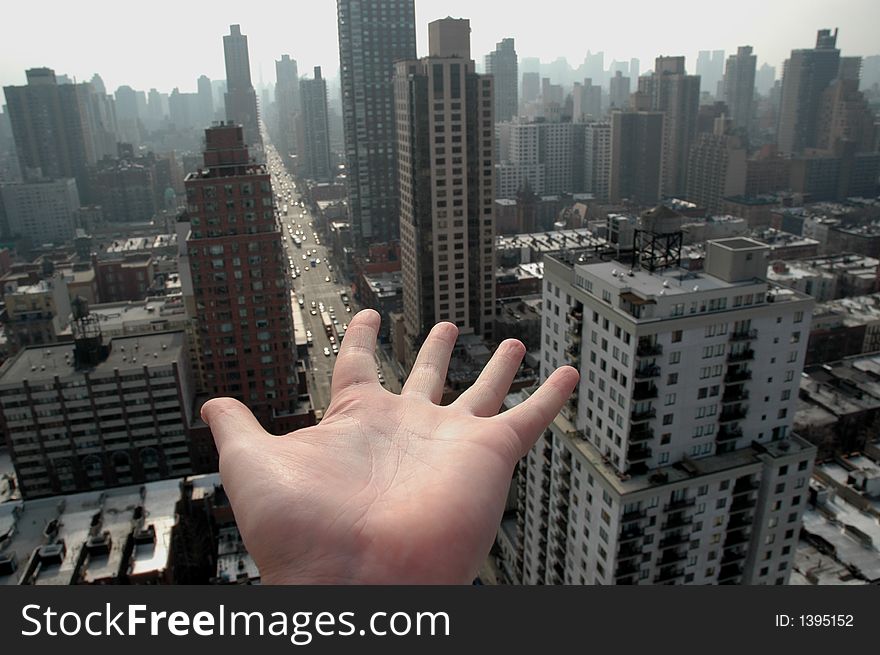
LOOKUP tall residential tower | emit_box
[337,0,417,247]
[223,25,261,149]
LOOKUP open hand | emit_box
[202,309,578,584]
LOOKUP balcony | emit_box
[629,425,655,443]
[633,383,659,401]
[716,426,743,442]
[727,513,752,530]
[721,549,747,565]
[732,479,759,495]
[631,407,657,423]
[567,308,584,322]
[724,529,751,547]
[664,497,695,512]
[727,349,755,363]
[654,566,685,583]
[729,329,757,342]
[659,532,688,549]
[730,496,757,514]
[621,507,647,523]
[724,369,752,384]
[636,341,663,357]
[634,364,661,380]
[661,514,693,531]
[659,549,687,566]
[619,526,644,543]
[717,563,743,583]
[722,388,749,403]
[616,561,640,577]
[719,406,747,423]
[627,445,652,462]
[618,541,643,559]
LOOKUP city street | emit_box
[265,142,401,416]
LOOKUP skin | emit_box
[202,309,579,584]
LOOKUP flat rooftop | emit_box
[0,330,185,386]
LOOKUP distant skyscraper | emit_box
[609,71,631,110]
[521,71,541,106]
[609,110,664,205]
[337,0,416,247]
[815,76,876,153]
[572,79,602,121]
[486,38,518,122]
[395,18,495,363]
[630,58,640,83]
[274,54,300,161]
[3,68,97,195]
[722,46,757,134]
[298,66,333,182]
[197,74,215,127]
[115,85,141,146]
[223,24,261,148]
[696,49,725,97]
[685,130,747,212]
[755,63,776,96]
[777,29,842,155]
[639,57,701,198]
[179,124,312,434]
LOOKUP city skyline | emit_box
[2,0,879,93]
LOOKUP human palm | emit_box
[202,310,578,584]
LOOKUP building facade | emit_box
[722,46,757,134]
[0,178,79,246]
[609,110,664,205]
[274,54,300,161]
[395,18,496,363]
[485,38,518,123]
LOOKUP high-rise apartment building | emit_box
[722,46,757,134]
[274,54,300,161]
[777,29,842,155]
[609,110,664,205]
[3,68,98,195]
[223,25,261,149]
[179,124,310,433]
[685,130,747,213]
[609,71,630,111]
[638,57,701,198]
[197,75,215,127]
[0,177,79,246]
[395,18,495,363]
[572,79,602,122]
[495,120,580,198]
[298,67,333,183]
[486,38,518,123]
[521,72,540,106]
[815,77,876,153]
[584,122,612,202]
[504,237,816,585]
[337,0,416,247]
[0,323,195,499]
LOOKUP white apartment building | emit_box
[0,330,194,499]
[501,237,817,585]
[494,120,575,198]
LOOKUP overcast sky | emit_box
[2,0,878,93]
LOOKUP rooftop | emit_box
[0,330,185,386]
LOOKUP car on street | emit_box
[310,309,317,316]
[298,298,304,307]
[331,344,339,355]
[323,347,331,357]
[325,276,331,282]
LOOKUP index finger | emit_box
[330,309,381,398]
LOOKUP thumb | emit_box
[201,397,268,457]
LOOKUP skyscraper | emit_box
[639,57,701,198]
[179,124,312,434]
[521,71,540,106]
[609,71,631,110]
[777,29,842,155]
[505,238,816,585]
[197,74,215,127]
[685,130,747,212]
[572,79,602,121]
[337,0,416,247]
[696,49,725,97]
[755,63,776,96]
[609,110,664,205]
[485,38,518,122]
[583,122,612,201]
[722,46,757,134]
[395,18,495,364]
[223,25,261,149]
[115,85,141,146]
[3,68,97,195]
[274,54,300,162]
[298,66,333,182]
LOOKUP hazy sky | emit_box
[2,0,879,93]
